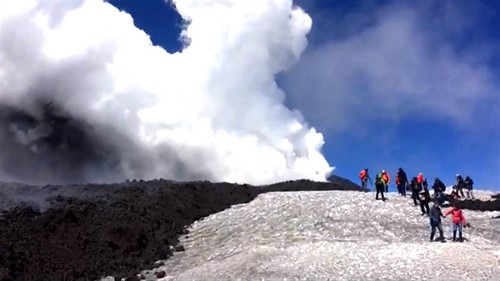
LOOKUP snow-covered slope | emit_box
[139,191,500,280]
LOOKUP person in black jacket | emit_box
[464,176,474,199]
[432,177,446,199]
[429,201,445,242]
[396,167,409,197]
[419,186,431,215]
[410,177,421,206]
[455,174,465,197]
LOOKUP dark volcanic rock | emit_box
[155,271,166,278]
[174,245,185,252]
[0,180,259,281]
[266,178,361,192]
[0,178,361,281]
[328,175,365,191]
[492,193,500,200]
[452,198,500,211]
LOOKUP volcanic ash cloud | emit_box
[0,0,333,185]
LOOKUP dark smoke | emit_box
[0,100,217,185]
[0,101,125,184]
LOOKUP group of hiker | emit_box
[427,200,470,242]
[359,168,475,201]
[359,168,391,201]
[358,168,473,242]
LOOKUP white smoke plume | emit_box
[0,0,333,185]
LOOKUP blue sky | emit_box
[107,0,499,190]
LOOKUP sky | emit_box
[0,0,498,190]
[105,0,500,190]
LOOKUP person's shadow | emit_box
[431,237,447,243]
[445,237,469,242]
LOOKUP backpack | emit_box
[375,174,384,185]
[359,170,367,180]
[465,177,473,186]
[382,172,390,183]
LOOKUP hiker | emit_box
[445,204,467,242]
[410,177,421,206]
[419,185,431,215]
[359,168,372,191]
[432,177,446,198]
[464,176,474,199]
[396,167,409,196]
[381,170,390,193]
[454,174,465,197]
[375,173,387,201]
[429,200,445,242]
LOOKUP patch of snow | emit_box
[137,191,500,280]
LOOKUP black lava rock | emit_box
[0,178,381,280]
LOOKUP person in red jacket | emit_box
[416,173,424,189]
[381,170,390,193]
[358,168,372,191]
[444,204,466,242]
